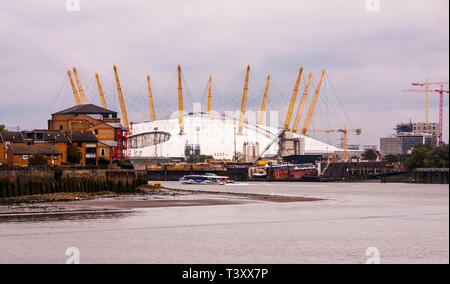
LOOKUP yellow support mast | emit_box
[207,75,212,117]
[238,65,250,135]
[147,75,156,122]
[284,67,303,130]
[113,65,130,132]
[72,67,88,104]
[95,73,107,109]
[292,72,312,133]
[67,70,81,106]
[178,65,184,135]
[258,75,271,125]
[301,69,325,136]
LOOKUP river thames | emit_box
[0,182,448,264]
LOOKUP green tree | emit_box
[28,155,48,166]
[67,145,82,164]
[0,124,6,132]
[187,155,213,163]
[362,149,378,161]
[385,154,400,163]
[405,144,449,170]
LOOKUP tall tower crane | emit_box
[67,70,81,106]
[72,67,88,104]
[113,65,130,132]
[95,73,107,109]
[292,72,312,133]
[147,75,156,121]
[301,70,326,136]
[258,75,271,125]
[403,81,449,146]
[178,65,184,135]
[284,67,303,130]
[238,65,250,135]
[308,127,362,161]
[207,76,213,117]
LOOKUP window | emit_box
[23,155,28,160]
[94,129,98,135]
[100,148,106,157]
[78,142,82,147]
[6,142,10,149]
[59,125,63,130]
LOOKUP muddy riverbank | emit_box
[0,183,323,219]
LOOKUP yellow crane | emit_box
[95,73,107,109]
[67,70,81,105]
[207,75,212,117]
[308,126,362,161]
[178,65,184,135]
[72,67,88,104]
[258,75,271,125]
[292,72,312,133]
[238,65,250,135]
[301,69,325,136]
[147,75,156,121]
[284,67,303,130]
[113,65,130,132]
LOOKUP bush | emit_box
[67,145,81,164]
[405,144,449,171]
[28,155,48,166]
[385,154,400,163]
[362,149,378,161]
[53,167,63,180]
[116,160,134,169]
[98,158,110,165]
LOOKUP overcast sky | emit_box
[0,0,448,146]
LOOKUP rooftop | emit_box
[0,132,25,143]
[53,104,117,116]
[66,130,98,143]
[10,145,62,155]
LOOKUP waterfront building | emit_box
[380,132,437,155]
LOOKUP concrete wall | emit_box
[0,168,147,198]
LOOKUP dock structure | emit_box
[414,168,449,184]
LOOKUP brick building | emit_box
[48,104,126,159]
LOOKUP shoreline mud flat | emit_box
[0,184,324,221]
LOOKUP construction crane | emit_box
[284,67,303,130]
[301,70,325,136]
[308,126,362,161]
[238,65,250,135]
[292,72,312,133]
[113,65,130,132]
[207,76,212,117]
[410,80,448,124]
[403,81,449,146]
[67,70,81,105]
[72,67,88,104]
[252,127,287,164]
[95,73,107,109]
[147,75,156,121]
[178,65,184,135]
[258,75,271,125]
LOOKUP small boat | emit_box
[252,168,267,178]
[179,173,234,185]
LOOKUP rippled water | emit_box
[0,182,448,264]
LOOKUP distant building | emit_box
[412,122,440,136]
[380,132,437,155]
